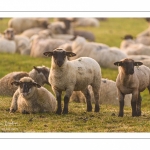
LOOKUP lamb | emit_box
[70,36,127,69]
[9,77,57,114]
[43,48,101,115]
[70,78,132,106]
[0,66,50,97]
[8,18,49,34]
[114,58,150,117]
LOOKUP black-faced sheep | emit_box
[10,77,56,114]
[114,58,150,117]
[43,48,101,115]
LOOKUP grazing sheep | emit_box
[120,35,150,55]
[0,66,50,97]
[0,28,16,53]
[114,58,150,117]
[10,77,57,114]
[43,48,101,115]
[70,36,127,69]
[8,18,49,34]
[70,78,132,106]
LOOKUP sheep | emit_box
[0,66,50,97]
[70,36,127,69]
[120,34,150,55]
[73,18,100,27]
[0,28,16,53]
[127,55,150,68]
[9,77,57,114]
[8,18,49,34]
[70,78,132,106]
[30,35,71,58]
[43,48,101,115]
[114,58,150,117]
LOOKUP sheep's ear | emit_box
[33,66,41,73]
[114,61,123,66]
[11,81,20,86]
[32,82,41,88]
[66,52,76,57]
[43,51,53,57]
[134,62,143,66]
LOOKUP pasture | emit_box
[0,18,150,132]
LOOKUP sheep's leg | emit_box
[9,90,19,113]
[92,87,100,112]
[81,87,92,112]
[118,90,125,117]
[131,90,138,117]
[63,89,73,114]
[136,93,142,116]
[54,90,62,115]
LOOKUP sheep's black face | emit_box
[114,59,143,75]
[19,82,33,96]
[53,51,66,67]
[123,61,134,75]
[4,28,14,40]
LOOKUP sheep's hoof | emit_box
[136,111,141,116]
[9,109,16,113]
[87,105,92,112]
[22,110,29,114]
[56,109,62,115]
[62,110,68,114]
[132,112,137,117]
[118,112,123,117]
[94,105,99,112]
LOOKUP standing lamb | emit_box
[10,77,57,114]
[43,48,101,115]
[114,58,150,117]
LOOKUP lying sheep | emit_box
[0,28,16,53]
[8,18,49,34]
[70,78,132,106]
[120,35,150,55]
[0,66,50,97]
[30,35,71,58]
[70,36,127,69]
[127,55,150,68]
[114,58,150,117]
[9,77,57,114]
[43,48,101,115]
[73,18,100,27]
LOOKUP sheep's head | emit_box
[11,77,41,97]
[114,58,143,75]
[3,28,15,40]
[43,48,76,67]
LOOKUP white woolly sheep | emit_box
[120,35,150,55]
[127,55,150,68]
[43,48,101,115]
[70,36,127,69]
[73,18,100,27]
[30,35,71,58]
[9,77,57,114]
[0,28,16,53]
[0,66,50,97]
[8,18,49,34]
[114,58,150,117]
[70,78,132,106]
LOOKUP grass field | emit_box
[0,18,150,132]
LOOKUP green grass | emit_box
[0,18,150,132]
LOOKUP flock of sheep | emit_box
[0,17,150,117]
